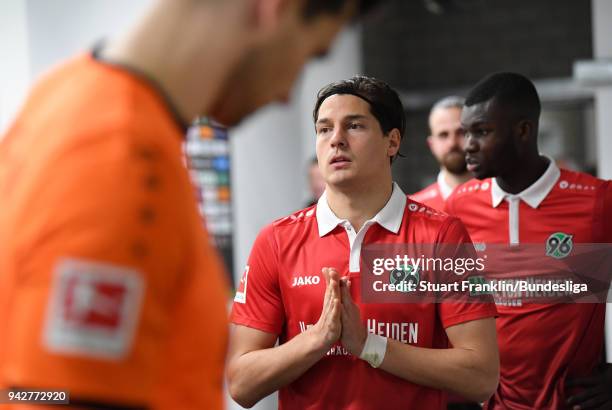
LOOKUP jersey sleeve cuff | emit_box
[230,314,281,335]
[442,305,498,329]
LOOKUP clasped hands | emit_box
[309,267,367,357]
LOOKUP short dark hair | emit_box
[302,0,383,21]
[313,75,406,140]
[465,72,541,121]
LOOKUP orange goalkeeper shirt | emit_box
[0,51,228,409]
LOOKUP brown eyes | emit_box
[317,123,364,134]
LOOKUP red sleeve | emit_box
[435,217,497,329]
[230,224,285,335]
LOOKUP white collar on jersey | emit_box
[491,156,561,209]
[316,182,407,237]
[437,171,454,200]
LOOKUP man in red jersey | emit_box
[445,72,612,409]
[411,96,471,210]
[0,1,384,409]
[228,76,499,409]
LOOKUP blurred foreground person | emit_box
[0,0,382,408]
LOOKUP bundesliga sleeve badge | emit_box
[43,258,144,360]
[234,265,249,304]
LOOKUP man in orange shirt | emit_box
[0,0,382,408]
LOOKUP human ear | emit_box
[515,119,532,143]
[387,128,401,158]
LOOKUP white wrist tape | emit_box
[359,333,387,368]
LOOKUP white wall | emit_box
[0,0,149,134]
[25,0,149,80]
[0,0,31,134]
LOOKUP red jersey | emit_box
[231,183,496,410]
[445,160,612,410]
[411,172,454,211]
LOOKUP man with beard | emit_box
[412,96,470,210]
[446,72,612,409]
[0,1,382,409]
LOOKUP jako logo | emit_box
[291,275,320,287]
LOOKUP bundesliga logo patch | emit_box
[234,265,249,304]
[44,259,144,359]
